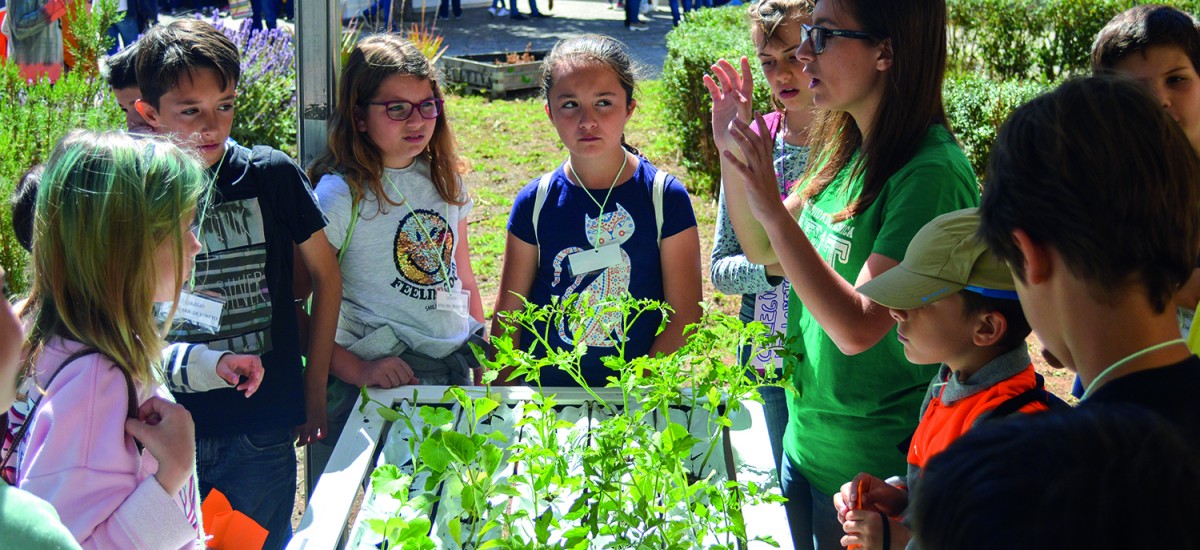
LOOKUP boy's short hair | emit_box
[101,43,140,90]
[1091,5,1200,73]
[135,19,240,108]
[12,165,42,253]
[978,76,1200,314]
[910,406,1200,550]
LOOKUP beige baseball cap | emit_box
[857,208,1018,310]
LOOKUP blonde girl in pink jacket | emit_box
[2,131,209,548]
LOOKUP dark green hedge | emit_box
[662,5,772,197]
[943,72,1053,180]
[947,0,1200,81]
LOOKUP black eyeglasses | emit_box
[801,24,874,55]
[366,98,444,121]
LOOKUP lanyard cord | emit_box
[567,152,628,247]
[1080,338,1186,400]
[384,171,454,292]
[188,150,227,289]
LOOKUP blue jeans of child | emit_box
[249,0,277,30]
[196,428,297,550]
[438,0,461,17]
[668,0,689,24]
[106,13,138,54]
[780,457,845,550]
[623,0,641,24]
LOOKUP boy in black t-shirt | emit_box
[978,76,1200,445]
[134,19,342,550]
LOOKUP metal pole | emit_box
[296,0,340,168]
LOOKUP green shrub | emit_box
[943,72,1053,180]
[0,64,123,295]
[947,0,1200,81]
[662,5,771,197]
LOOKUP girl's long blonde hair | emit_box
[20,131,208,389]
[308,34,465,212]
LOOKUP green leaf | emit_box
[419,435,453,472]
[474,396,500,421]
[419,406,455,427]
[377,406,402,423]
[442,430,478,464]
[399,517,432,540]
[447,516,462,545]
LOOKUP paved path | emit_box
[353,0,681,77]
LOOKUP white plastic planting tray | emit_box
[287,386,791,549]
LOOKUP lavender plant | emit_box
[206,14,298,157]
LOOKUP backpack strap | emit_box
[984,373,1071,420]
[653,169,667,246]
[1,349,104,479]
[532,171,554,264]
[338,197,360,265]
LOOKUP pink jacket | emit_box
[4,338,203,549]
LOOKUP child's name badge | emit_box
[176,291,225,332]
[567,244,621,277]
[436,289,471,317]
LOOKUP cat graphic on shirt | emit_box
[552,204,634,347]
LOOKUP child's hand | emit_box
[703,57,756,157]
[840,510,909,550]
[358,356,419,388]
[294,398,327,447]
[125,396,196,496]
[834,473,907,522]
[216,353,264,397]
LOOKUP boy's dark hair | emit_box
[135,19,240,108]
[12,165,42,253]
[1091,5,1200,73]
[978,76,1200,313]
[101,43,140,90]
[959,290,1030,350]
[911,406,1200,550]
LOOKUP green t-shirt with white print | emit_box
[783,124,980,497]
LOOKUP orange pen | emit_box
[847,479,864,550]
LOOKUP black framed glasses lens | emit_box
[801,24,826,54]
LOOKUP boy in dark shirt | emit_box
[134,19,342,549]
[978,75,1200,445]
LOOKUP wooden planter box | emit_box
[439,51,549,98]
[288,385,792,549]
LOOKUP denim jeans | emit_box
[780,457,845,550]
[197,428,297,550]
[249,0,277,30]
[437,0,460,17]
[106,13,138,54]
[757,385,788,478]
[667,0,689,24]
[623,0,641,24]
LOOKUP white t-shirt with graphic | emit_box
[316,159,473,359]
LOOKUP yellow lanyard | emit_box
[384,171,453,292]
[1081,338,1186,400]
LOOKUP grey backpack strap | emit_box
[653,169,667,245]
[532,171,554,264]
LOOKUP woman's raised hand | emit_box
[725,113,790,226]
[704,57,756,157]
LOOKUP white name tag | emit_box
[437,289,471,317]
[176,291,225,333]
[567,244,622,277]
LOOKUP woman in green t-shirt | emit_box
[706,0,979,547]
